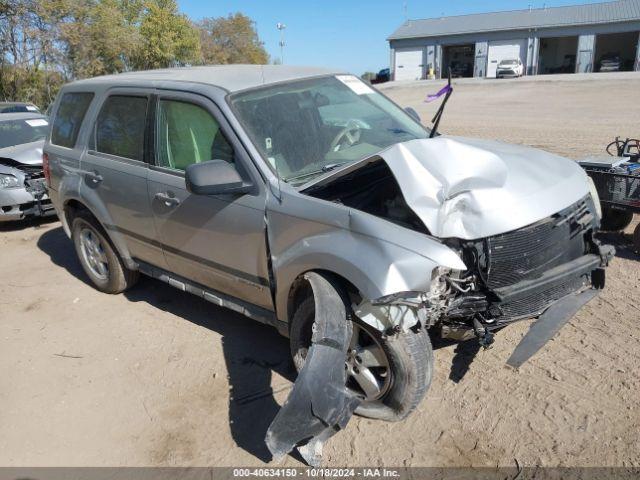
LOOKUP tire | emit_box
[600,207,634,232]
[290,296,434,422]
[633,223,640,253]
[71,212,138,294]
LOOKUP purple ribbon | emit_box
[425,84,452,103]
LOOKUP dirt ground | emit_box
[1,74,639,468]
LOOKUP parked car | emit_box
[598,53,621,72]
[371,68,390,84]
[44,66,612,461]
[0,112,55,221]
[0,102,41,114]
[496,58,524,77]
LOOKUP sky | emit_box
[179,0,606,74]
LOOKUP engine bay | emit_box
[304,160,428,234]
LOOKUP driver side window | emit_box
[156,99,234,171]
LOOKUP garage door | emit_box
[487,40,526,78]
[394,49,424,81]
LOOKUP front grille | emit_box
[497,275,588,323]
[485,197,594,290]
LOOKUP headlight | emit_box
[0,173,20,189]
[586,176,602,219]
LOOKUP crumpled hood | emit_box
[307,136,591,240]
[0,139,44,165]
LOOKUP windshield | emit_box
[500,59,518,66]
[0,117,48,149]
[230,75,429,185]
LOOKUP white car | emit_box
[497,58,524,78]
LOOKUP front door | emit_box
[147,91,273,310]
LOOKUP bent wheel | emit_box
[290,296,433,422]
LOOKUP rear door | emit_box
[147,91,273,309]
[81,90,162,265]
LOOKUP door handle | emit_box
[155,192,180,207]
[85,171,103,184]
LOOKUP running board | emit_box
[136,260,287,336]
[506,288,599,368]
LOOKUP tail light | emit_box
[42,152,51,187]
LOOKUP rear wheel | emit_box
[633,223,640,252]
[290,296,433,422]
[71,212,138,294]
[600,207,633,232]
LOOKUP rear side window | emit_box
[51,92,94,148]
[95,95,148,161]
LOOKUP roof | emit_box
[388,0,640,40]
[0,102,40,113]
[70,65,344,92]
[0,112,46,122]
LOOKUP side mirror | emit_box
[404,107,421,123]
[185,160,252,196]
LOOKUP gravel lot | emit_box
[1,73,639,468]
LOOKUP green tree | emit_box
[136,0,200,69]
[90,0,141,73]
[197,13,269,65]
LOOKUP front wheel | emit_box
[289,297,434,422]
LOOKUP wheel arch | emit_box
[62,197,137,270]
[286,269,360,330]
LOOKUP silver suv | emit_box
[44,66,612,463]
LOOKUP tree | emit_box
[89,0,142,73]
[197,13,268,65]
[135,0,200,70]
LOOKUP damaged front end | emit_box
[438,194,613,347]
[355,194,613,350]
[0,157,54,221]
[266,137,615,465]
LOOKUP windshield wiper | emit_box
[428,70,453,138]
[285,163,345,183]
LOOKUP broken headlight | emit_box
[0,173,20,189]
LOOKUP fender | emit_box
[60,177,137,271]
[267,186,466,323]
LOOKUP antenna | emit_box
[403,1,408,21]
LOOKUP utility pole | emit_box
[276,23,287,64]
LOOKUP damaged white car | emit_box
[0,112,55,221]
[44,66,613,465]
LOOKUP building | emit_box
[388,0,640,80]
